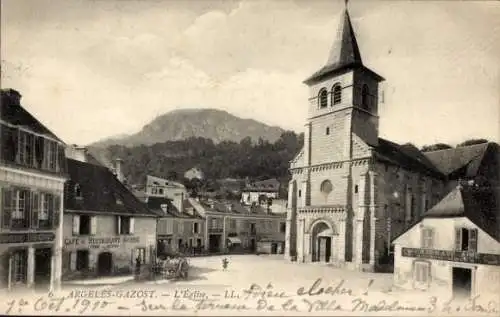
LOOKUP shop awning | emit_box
[317,228,334,237]
[227,237,242,244]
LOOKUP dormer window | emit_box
[75,184,83,200]
[362,84,370,109]
[332,84,342,105]
[318,88,328,108]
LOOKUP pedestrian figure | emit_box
[135,256,141,280]
[222,257,229,271]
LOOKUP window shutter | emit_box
[90,216,97,235]
[52,195,61,228]
[2,187,13,228]
[420,229,425,248]
[72,215,80,235]
[129,217,135,234]
[430,229,435,249]
[469,228,478,252]
[70,252,77,271]
[31,192,39,229]
[116,216,121,234]
[454,228,462,251]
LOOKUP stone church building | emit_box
[284,6,500,272]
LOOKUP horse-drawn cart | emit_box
[151,256,189,280]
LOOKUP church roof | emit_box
[303,9,384,85]
[374,138,444,178]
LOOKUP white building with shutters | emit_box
[61,152,159,280]
[392,184,500,301]
[0,89,68,292]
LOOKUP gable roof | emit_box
[65,158,158,217]
[146,196,203,219]
[304,9,383,85]
[1,89,63,143]
[423,142,490,177]
[393,184,500,243]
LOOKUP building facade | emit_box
[285,6,500,273]
[393,185,500,301]
[184,167,205,181]
[0,89,67,292]
[190,199,286,254]
[61,154,158,280]
[150,197,205,256]
[241,178,280,206]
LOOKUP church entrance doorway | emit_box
[311,221,334,262]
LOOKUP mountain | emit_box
[89,108,285,148]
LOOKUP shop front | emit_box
[0,232,57,292]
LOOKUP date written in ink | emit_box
[4,296,114,315]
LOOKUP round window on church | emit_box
[320,180,333,195]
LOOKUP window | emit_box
[39,193,51,228]
[178,239,183,249]
[12,190,27,220]
[280,222,286,233]
[79,215,91,235]
[11,249,28,284]
[414,261,430,286]
[250,223,256,234]
[318,89,328,108]
[196,238,202,247]
[119,216,134,235]
[75,184,82,199]
[361,84,370,109]
[455,228,478,252]
[421,227,434,249]
[76,250,89,271]
[326,127,330,135]
[298,190,302,197]
[18,131,34,167]
[332,84,342,105]
[193,222,199,234]
[354,185,359,194]
[230,219,236,229]
[158,188,164,195]
[320,180,333,194]
[135,248,146,264]
[1,124,17,163]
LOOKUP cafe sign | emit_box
[402,247,500,266]
[64,236,140,249]
[0,232,55,244]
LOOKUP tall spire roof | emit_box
[304,6,383,85]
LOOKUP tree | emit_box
[420,143,453,152]
[457,139,488,147]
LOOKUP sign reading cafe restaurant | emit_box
[64,236,140,249]
[402,247,500,266]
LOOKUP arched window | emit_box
[320,180,333,195]
[318,89,328,109]
[332,84,342,105]
[362,84,370,109]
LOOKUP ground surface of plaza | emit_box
[1,255,498,316]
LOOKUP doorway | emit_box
[452,267,472,298]
[271,243,278,254]
[250,239,256,252]
[317,237,332,262]
[34,248,52,290]
[209,235,221,253]
[97,252,113,276]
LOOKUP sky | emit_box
[1,0,499,147]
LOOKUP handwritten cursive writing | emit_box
[5,296,113,315]
[351,297,427,313]
[242,283,288,301]
[296,278,353,297]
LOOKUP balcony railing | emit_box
[208,228,223,234]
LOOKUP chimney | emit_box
[65,144,88,162]
[3,89,22,106]
[114,158,124,182]
[173,192,184,213]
